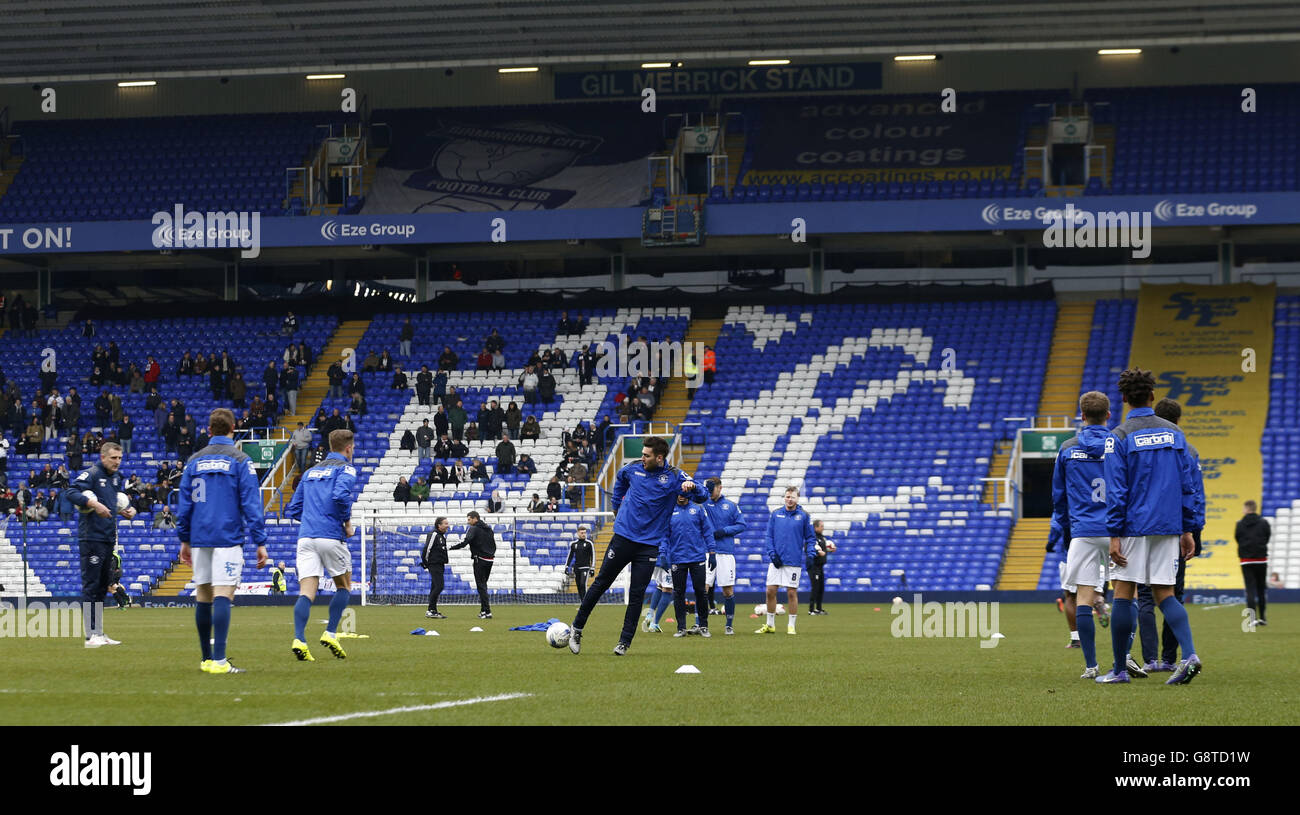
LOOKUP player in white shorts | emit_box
[703,478,746,634]
[641,554,674,633]
[758,486,817,635]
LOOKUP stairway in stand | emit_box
[997,518,1053,589]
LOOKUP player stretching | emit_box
[285,429,359,661]
[1097,369,1204,684]
[703,478,747,634]
[568,436,704,656]
[1050,392,1115,679]
[177,409,268,674]
[667,491,715,638]
[757,486,817,635]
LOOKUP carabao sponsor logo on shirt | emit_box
[196,459,231,473]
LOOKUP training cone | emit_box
[675,665,701,674]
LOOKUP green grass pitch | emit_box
[2,602,1295,725]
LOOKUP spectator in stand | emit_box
[578,345,603,388]
[118,415,134,456]
[455,458,472,484]
[378,351,394,373]
[217,350,236,382]
[538,367,557,403]
[487,489,505,513]
[476,347,493,371]
[491,347,506,370]
[399,317,415,357]
[449,399,468,442]
[110,392,124,425]
[545,497,560,513]
[284,421,312,473]
[566,475,585,507]
[262,361,279,400]
[547,475,563,503]
[415,365,433,408]
[521,415,541,441]
[82,319,96,338]
[282,311,298,336]
[519,365,539,404]
[470,459,489,482]
[495,432,516,476]
[438,346,459,371]
[517,454,537,476]
[194,353,209,377]
[327,358,345,400]
[434,404,450,439]
[528,493,546,512]
[144,356,160,388]
[1268,572,1284,589]
[410,476,430,505]
[400,427,416,452]
[322,408,345,438]
[81,429,101,457]
[484,329,505,355]
[488,400,506,439]
[362,350,381,373]
[129,365,146,394]
[94,389,112,426]
[229,370,247,409]
[433,434,452,460]
[392,365,408,391]
[178,352,196,377]
[505,401,522,438]
[290,344,307,373]
[433,463,455,486]
[433,370,449,405]
[153,504,178,530]
[347,372,366,399]
[280,362,300,415]
[551,346,568,369]
[177,426,194,460]
[416,419,435,460]
[394,477,411,506]
[284,342,302,367]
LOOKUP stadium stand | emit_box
[1,313,336,596]
[0,113,344,223]
[1264,295,1300,590]
[684,300,1053,592]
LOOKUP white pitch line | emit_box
[259,692,533,726]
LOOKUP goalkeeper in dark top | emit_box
[568,437,705,656]
[564,525,595,601]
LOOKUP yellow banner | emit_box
[740,165,1012,186]
[1129,283,1275,589]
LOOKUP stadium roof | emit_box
[3,0,1300,84]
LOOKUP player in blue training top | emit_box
[285,428,359,662]
[1098,368,1204,685]
[177,409,268,674]
[703,477,747,634]
[569,436,705,656]
[1049,391,1115,679]
[64,441,136,648]
[667,490,715,638]
[758,486,818,635]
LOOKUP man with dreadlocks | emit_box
[1096,368,1204,685]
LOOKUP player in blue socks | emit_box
[1097,370,1203,685]
[703,478,746,635]
[285,428,360,661]
[642,553,675,633]
[176,409,268,674]
[1049,392,1115,679]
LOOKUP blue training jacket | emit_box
[765,504,818,566]
[63,462,125,544]
[611,461,706,547]
[176,436,267,548]
[285,452,358,541]
[703,496,747,554]
[1104,407,1203,537]
[1050,423,1111,539]
[666,501,714,564]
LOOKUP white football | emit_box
[116,493,130,512]
[79,490,97,512]
[545,621,571,649]
[753,604,765,616]
[775,603,786,615]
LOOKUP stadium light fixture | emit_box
[747,59,790,66]
[306,73,346,80]
[116,80,156,87]
[1098,48,1142,55]
[894,54,937,62]
[498,66,539,73]
[641,62,673,69]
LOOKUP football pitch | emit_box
[3,602,1295,726]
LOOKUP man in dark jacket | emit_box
[450,511,496,618]
[1236,500,1271,626]
[415,365,433,408]
[327,360,345,400]
[415,419,436,460]
[495,432,516,476]
[64,442,136,646]
[421,516,450,618]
